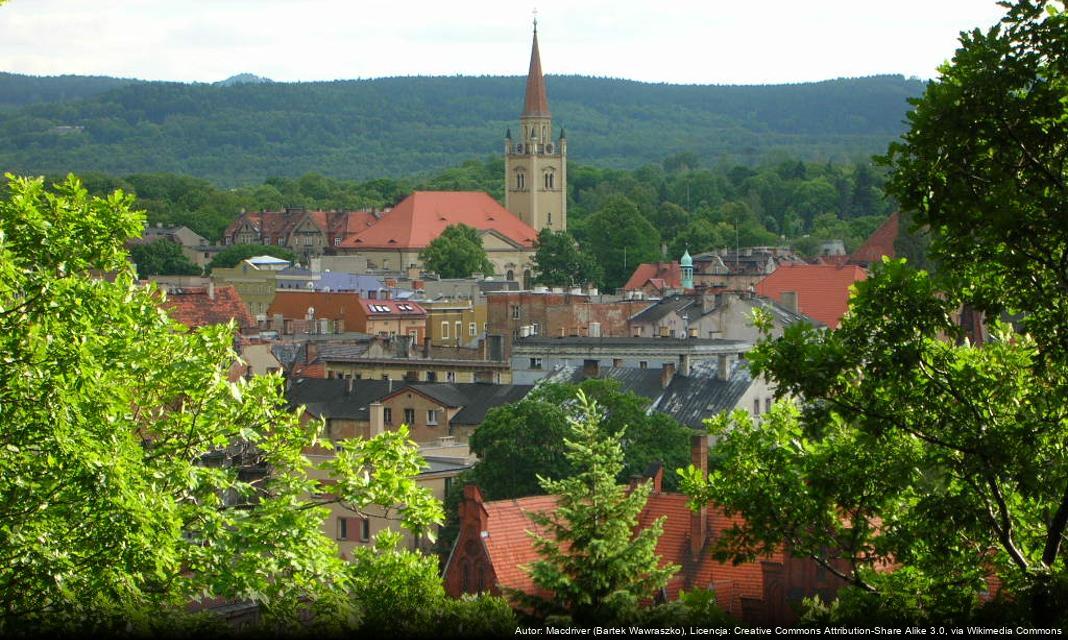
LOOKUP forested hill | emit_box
[0,73,925,185]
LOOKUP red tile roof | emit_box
[161,284,256,331]
[754,264,867,329]
[339,192,538,250]
[623,262,681,292]
[850,212,900,266]
[267,291,364,325]
[476,492,778,620]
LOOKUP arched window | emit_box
[544,171,555,189]
[506,269,514,281]
[515,170,525,190]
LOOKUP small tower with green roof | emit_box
[680,249,694,289]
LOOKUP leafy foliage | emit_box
[532,228,601,288]
[0,174,442,633]
[418,223,494,278]
[581,196,662,290]
[468,379,694,501]
[682,2,1068,621]
[207,242,296,270]
[512,391,678,624]
[129,237,201,276]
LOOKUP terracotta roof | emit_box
[161,284,256,331]
[849,212,899,266]
[339,192,538,250]
[622,262,681,292]
[477,492,778,618]
[267,291,364,327]
[754,264,867,328]
[523,28,550,117]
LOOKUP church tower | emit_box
[505,21,567,232]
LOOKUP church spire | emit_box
[522,23,550,117]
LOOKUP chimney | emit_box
[717,354,731,381]
[305,342,318,365]
[369,402,385,437]
[346,376,355,394]
[207,280,215,301]
[678,353,691,377]
[780,291,799,314]
[423,336,432,359]
[582,359,600,379]
[690,435,709,558]
[660,362,676,389]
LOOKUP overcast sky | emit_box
[0,0,1008,85]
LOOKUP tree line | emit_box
[24,154,895,288]
[0,73,923,184]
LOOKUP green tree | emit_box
[468,380,693,502]
[583,196,661,290]
[419,223,493,279]
[0,175,442,633]
[513,391,678,623]
[129,238,201,276]
[532,228,602,288]
[348,530,516,635]
[684,1,1068,621]
[207,242,297,270]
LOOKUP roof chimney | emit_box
[369,401,385,437]
[207,280,215,301]
[717,354,731,382]
[780,291,799,314]
[582,359,600,379]
[660,362,676,389]
[690,435,709,558]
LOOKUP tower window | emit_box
[515,171,525,190]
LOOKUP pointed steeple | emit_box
[522,24,550,117]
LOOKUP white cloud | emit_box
[0,0,1008,83]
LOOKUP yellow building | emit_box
[423,299,487,348]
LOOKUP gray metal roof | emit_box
[629,296,696,324]
[539,366,666,402]
[652,359,754,429]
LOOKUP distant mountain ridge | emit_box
[0,72,925,185]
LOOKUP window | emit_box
[404,408,415,425]
[360,518,370,542]
[277,237,285,245]
[336,517,347,541]
[427,409,439,426]
[469,322,477,337]
[446,371,456,382]
[765,398,772,413]
[544,172,555,189]
[548,212,552,225]
[754,399,761,416]
[512,305,521,319]
[408,330,418,341]
[529,357,542,369]
[384,407,393,425]
[334,237,341,246]
[426,371,437,382]
[455,321,462,341]
[515,171,525,190]
[441,321,449,339]
[531,322,539,335]
[639,361,648,369]
[507,269,514,281]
